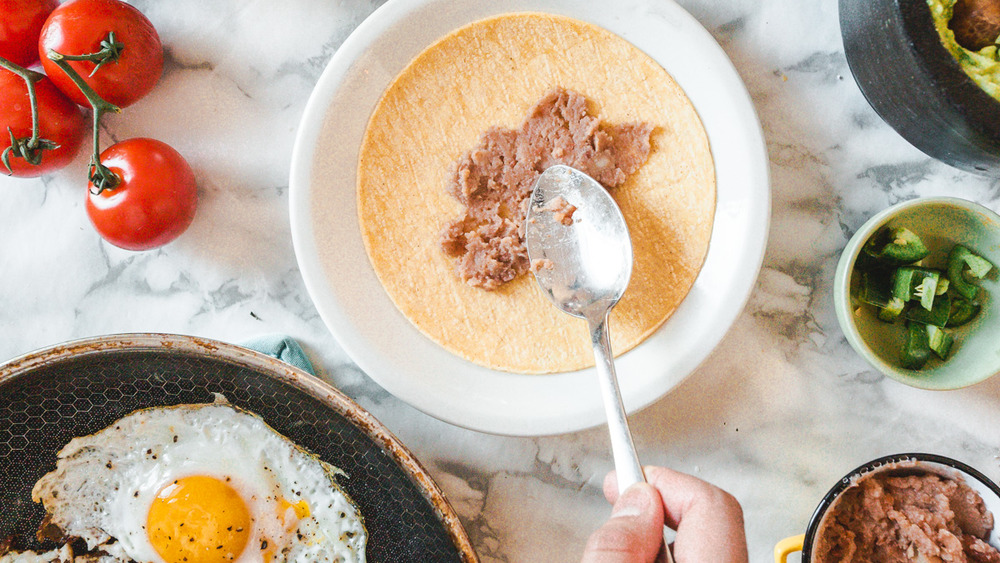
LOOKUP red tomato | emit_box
[39,0,162,108]
[0,67,86,177]
[0,0,57,67]
[87,138,198,251]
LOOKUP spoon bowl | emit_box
[526,165,633,319]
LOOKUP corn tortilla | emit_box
[356,12,715,374]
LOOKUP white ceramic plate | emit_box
[289,0,770,436]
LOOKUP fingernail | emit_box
[612,483,654,519]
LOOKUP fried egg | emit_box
[30,397,366,563]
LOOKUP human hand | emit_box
[580,466,748,563]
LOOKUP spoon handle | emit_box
[590,315,675,563]
[588,313,644,492]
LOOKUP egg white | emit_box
[31,399,366,563]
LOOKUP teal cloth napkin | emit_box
[240,334,316,376]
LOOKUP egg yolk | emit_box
[147,476,252,563]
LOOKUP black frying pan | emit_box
[0,333,477,562]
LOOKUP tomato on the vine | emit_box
[39,0,163,108]
[0,0,57,67]
[87,138,198,251]
[0,67,86,177]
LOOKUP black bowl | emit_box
[841,0,1000,175]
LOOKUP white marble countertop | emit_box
[4,0,1000,561]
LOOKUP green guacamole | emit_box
[927,0,1000,102]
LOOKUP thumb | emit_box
[581,483,665,563]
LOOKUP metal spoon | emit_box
[525,165,672,562]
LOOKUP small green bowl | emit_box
[834,197,1000,389]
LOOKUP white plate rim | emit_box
[289,0,771,436]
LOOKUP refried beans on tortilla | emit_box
[355,12,716,373]
[439,87,653,290]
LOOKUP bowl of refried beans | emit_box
[775,453,1000,562]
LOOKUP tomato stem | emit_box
[57,32,125,77]
[0,56,60,174]
[47,50,121,193]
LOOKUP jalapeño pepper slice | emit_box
[862,226,929,264]
[905,292,951,327]
[946,296,981,327]
[892,267,940,311]
[925,325,954,360]
[878,298,906,322]
[901,321,931,369]
[947,245,994,300]
[859,269,892,308]
[936,278,950,295]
